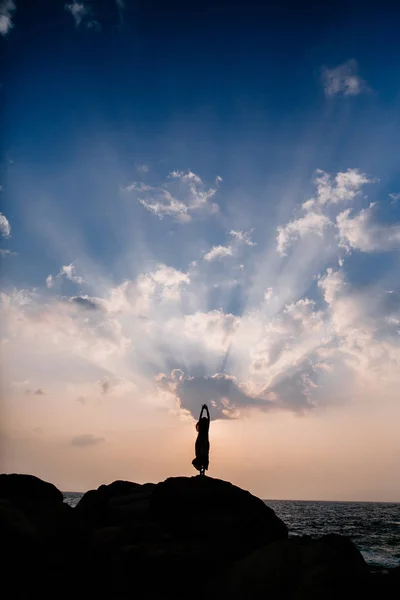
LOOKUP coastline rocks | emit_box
[76,480,156,528]
[1,473,398,599]
[0,473,63,515]
[150,476,288,556]
[210,533,370,599]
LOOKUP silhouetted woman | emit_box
[192,404,210,476]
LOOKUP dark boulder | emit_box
[150,476,288,558]
[211,533,371,599]
[0,473,63,514]
[76,480,156,528]
[0,473,76,542]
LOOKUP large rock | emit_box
[0,473,63,514]
[211,533,371,599]
[76,480,156,528]
[0,473,75,542]
[150,476,288,557]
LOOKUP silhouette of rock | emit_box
[1,473,398,599]
[150,476,288,556]
[0,473,63,515]
[76,479,156,529]
[210,533,370,599]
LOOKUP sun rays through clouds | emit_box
[2,167,400,424]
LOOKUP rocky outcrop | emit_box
[76,480,155,528]
[210,533,370,599]
[150,476,288,555]
[0,473,63,514]
[0,473,398,599]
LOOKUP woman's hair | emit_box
[196,416,208,434]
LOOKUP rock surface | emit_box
[150,476,288,554]
[210,533,370,599]
[0,473,398,599]
[0,473,63,514]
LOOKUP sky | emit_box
[1,0,400,500]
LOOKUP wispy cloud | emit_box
[389,193,400,204]
[337,204,400,252]
[322,59,368,97]
[25,388,46,396]
[0,249,15,257]
[0,0,15,36]
[277,212,331,257]
[64,2,89,27]
[115,0,125,24]
[229,230,256,246]
[2,167,399,424]
[277,168,373,256]
[59,263,85,285]
[204,245,233,261]
[204,229,256,261]
[71,434,106,447]
[127,169,220,223]
[0,212,11,238]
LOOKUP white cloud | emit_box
[264,288,273,302]
[139,191,190,220]
[229,229,256,246]
[64,2,89,27]
[177,310,239,354]
[276,212,331,256]
[0,0,15,36]
[0,212,11,237]
[318,268,400,383]
[337,205,400,253]
[322,59,367,96]
[149,264,190,300]
[122,182,154,192]
[2,166,399,430]
[134,170,220,222]
[46,274,53,289]
[303,168,372,210]
[0,249,13,257]
[59,263,85,285]
[2,246,400,423]
[169,170,203,185]
[276,168,374,256]
[204,245,233,261]
[389,193,400,204]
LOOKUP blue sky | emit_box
[1,1,400,498]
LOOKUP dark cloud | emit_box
[25,388,46,396]
[67,295,103,310]
[159,360,320,420]
[99,377,111,395]
[76,396,86,404]
[159,370,272,420]
[71,434,105,447]
[266,366,317,413]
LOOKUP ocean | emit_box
[63,493,400,569]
